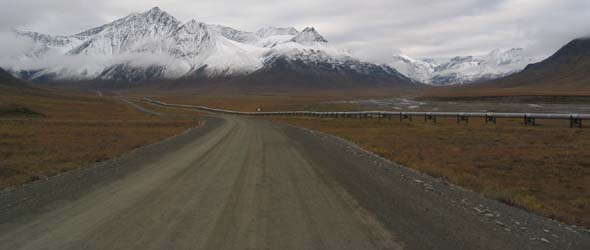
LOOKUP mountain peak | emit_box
[146,6,163,14]
[392,54,419,63]
[120,6,166,20]
[488,48,501,55]
[290,27,327,45]
[140,6,175,21]
[487,48,523,56]
[302,27,316,32]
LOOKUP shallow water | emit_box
[328,98,590,114]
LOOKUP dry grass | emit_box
[266,115,590,227]
[0,88,197,188]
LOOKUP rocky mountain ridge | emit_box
[2,7,412,88]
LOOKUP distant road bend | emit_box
[0,103,589,250]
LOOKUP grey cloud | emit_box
[0,0,588,63]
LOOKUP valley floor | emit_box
[1,114,588,250]
[3,89,590,231]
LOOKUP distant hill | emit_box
[427,37,590,97]
[0,67,45,93]
[0,67,46,117]
[0,67,23,87]
[492,38,590,89]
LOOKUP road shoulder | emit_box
[265,118,590,250]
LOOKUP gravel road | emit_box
[0,115,588,250]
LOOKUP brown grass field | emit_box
[0,88,198,188]
[3,87,590,228]
[264,115,590,228]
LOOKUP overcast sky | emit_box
[1,0,588,63]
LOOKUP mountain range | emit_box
[2,7,412,89]
[389,48,535,85]
[425,37,590,96]
[2,6,587,94]
[468,37,590,93]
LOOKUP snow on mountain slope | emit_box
[13,31,87,58]
[70,7,181,56]
[390,49,535,85]
[207,24,260,44]
[389,54,435,83]
[256,27,299,38]
[200,36,266,77]
[256,35,297,48]
[1,6,410,86]
[290,27,328,45]
[254,27,300,48]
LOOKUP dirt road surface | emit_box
[1,115,588,250]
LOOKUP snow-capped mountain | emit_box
[389,49,535,85]
[290,27,328,45]
[2,7,411,87]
